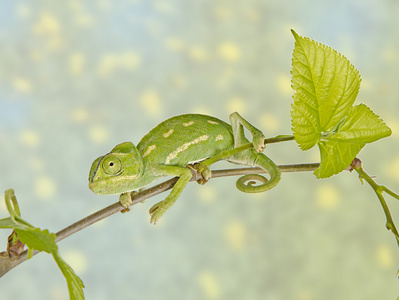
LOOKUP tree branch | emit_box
[0,162,319,277]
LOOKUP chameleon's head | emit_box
[88,142,144,195]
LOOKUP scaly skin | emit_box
[88,112,281,224]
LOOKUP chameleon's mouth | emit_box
[89,180,111,195]
[88,181,121,195]
[88,175,138,196]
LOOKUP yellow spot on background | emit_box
[74,12,95,27]
[68,0,83,11]
[152,1,174,14]
[198,270,220,299]
[245,9,260,22]
[98,0,111,10]
[97,52,140,76]
[98,54,117,76]
[376,245,393,268]
[89,125,109,143]
[298,290,314,300]
[227,97,246,114]
[189,46,208,62]
[69,53,85,75]
[120,52,141,70]
[385,118,399,139]
[33,12,60,36]
[34,176,56,200]
[51,286,67,300]
[165,37,184,52]
[258,112,280,133]
[19,130,40,147]
[276,74,292,97]
[218,42,241,62]
[29,158,44,171]
[381,48,398,63]
[32,12,63,49]
[139,90,162,118]
[63,249,88,274]
[224,220,246,250]
[0,199,6,214]
[214,6,232,20]
[13,77,33,93]
[387,155,399,182]
[315,184,340,210]
[198,186,217,204]
[172,74,188,89]
[70,108,89,123]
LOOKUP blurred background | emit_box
[1,0,399,299]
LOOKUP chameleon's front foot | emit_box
[188,163,211,185]
[149,200,172,224]
[119,192,133,213]
[253,133,266,153]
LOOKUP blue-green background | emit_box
[1,1,399,299]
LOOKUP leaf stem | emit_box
[264,135,295,144]
[353,161,399,246]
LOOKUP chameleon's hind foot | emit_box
[149,200,172,224]
[188,163,211,185]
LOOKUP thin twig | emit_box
[352,160,399,247]
[0,162,319,277]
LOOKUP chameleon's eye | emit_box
[102,156,122,175]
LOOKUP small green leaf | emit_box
[53,253,85,300]
[328,104,392,143]
[290,30,391,178]
[0,217,19,229]
[315,140,365,178]
[15,227,58,254]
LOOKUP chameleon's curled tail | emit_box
[236,153,281,193]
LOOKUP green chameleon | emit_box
[88,112,280,224]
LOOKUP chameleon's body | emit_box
[89,113,280,224]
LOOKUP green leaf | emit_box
[290,30,392,178]
[0,217,20,229]
[15,227,58,254]
[53,253,85,300]
[328,104,392,143]
[315,140,365,178]
[290,29,361,150]
[314,104,391,178]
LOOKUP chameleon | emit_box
[88,112,281,224]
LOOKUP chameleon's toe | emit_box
[187,163,211,185]
[253,133,266,153]
[149,201,168,224]
[197,163,211,185]
[119,192,133,213]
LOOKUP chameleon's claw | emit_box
[253,133,266,153]
[119,192,133,213]
[149,201,169,224]
[252,133,266,153]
